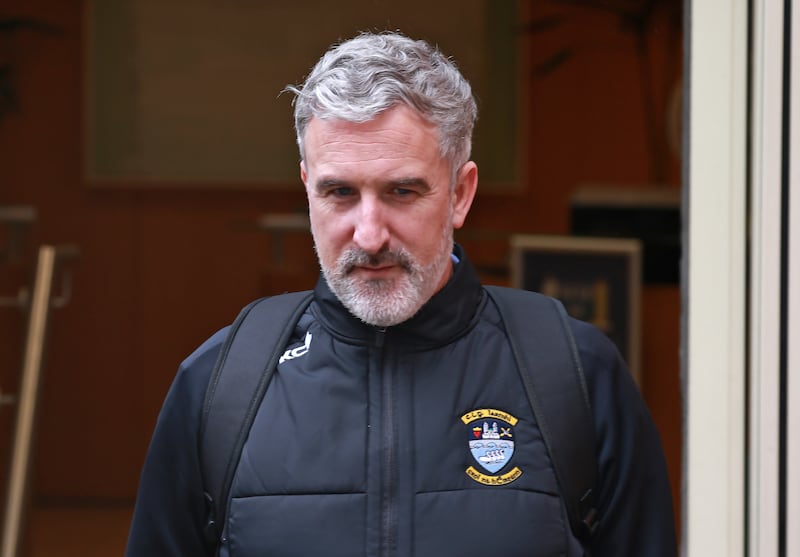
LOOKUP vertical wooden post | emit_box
[1,246,57,557]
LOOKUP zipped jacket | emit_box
[126,246,677,557]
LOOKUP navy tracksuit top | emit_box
[126,246,677,556]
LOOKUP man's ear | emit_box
[452,161,478,229]
[300,160,308,186]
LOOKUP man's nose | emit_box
[352,197,390,254]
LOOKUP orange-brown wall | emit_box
[0,0,682,529]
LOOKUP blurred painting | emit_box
[510,234,642,383]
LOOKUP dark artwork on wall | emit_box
[510,234,642,383]
[570,186,681,285]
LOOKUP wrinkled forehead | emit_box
[302,105,449,166]
[302,110,447,180]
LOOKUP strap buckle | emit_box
[203,492,220,546]
[578,488,599,539]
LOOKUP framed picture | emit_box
[84,0,529,190]
[510,234,642,383]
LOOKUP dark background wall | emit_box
[0,0,682,530]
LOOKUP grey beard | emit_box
[320,242,452,327]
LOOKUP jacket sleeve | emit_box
[572,319,678,556]
[125,328,228,557]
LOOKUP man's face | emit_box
[300,104,477,327]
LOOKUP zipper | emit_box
[375,327,397,557]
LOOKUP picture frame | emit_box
[510,234,642,384]
[84,1,529,191]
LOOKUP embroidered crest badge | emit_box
[461,408,522,486]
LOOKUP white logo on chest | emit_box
[279,331,312,364]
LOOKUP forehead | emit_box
[302,105,443,169]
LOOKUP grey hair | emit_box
[285,32,477,173]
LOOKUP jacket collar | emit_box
[312,244,484,347]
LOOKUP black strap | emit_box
[485,285,599,541]
[199,290,313,547]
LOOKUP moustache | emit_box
[340,248,413,274]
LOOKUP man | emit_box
[126,32,676,556]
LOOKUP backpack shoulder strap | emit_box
[199,290,314,546]
[484,285,599,541]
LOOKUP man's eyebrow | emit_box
[314,177,352,192]
[388,177,431,191]
[313,177,432,192]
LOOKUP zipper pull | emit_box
[374,327,387,348]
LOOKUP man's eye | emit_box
[331,187,353,197]
[393,187,415,197]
